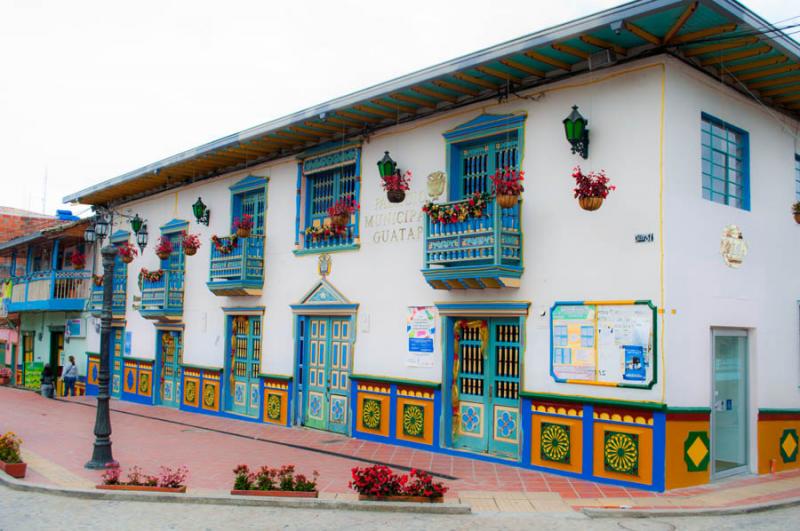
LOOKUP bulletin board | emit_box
[550,301,656,389]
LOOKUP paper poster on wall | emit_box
[551,301,656,388]
[124,331,132,356]
[406,306,437,368]
[65,319,85,339]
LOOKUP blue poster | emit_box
[124,331,132,356]
[622,345,645,381]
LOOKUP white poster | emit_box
[406,306,437,368]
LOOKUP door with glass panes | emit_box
[158,330,182,408]
[304,317,352,434]
[452,319,521,459]
[228,316,261,417]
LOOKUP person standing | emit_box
[62,355,78,397]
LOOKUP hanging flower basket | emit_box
[154,236,173,260]
[793,202,800,224]
[496,194,518,209]
[578,197,604,211]
[331,214,350,228]
[121,255,134,264]
[795,213,800,224]
[117,241,137,264]
[387,189,406,203]
[328,198,359,228]
[236,228,251,238]
[233,214,254,238]
[181,232,201,256]
[156,251,171,260]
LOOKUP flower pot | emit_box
[0,460,27,479]
[578,196,604,211]
[121,255,134,264]
[184,247,197,256]
[794,213,800,224]
[496,194,518,209]
[230,490,318,498]
[72,262,85,270]
[358,495,443,503]
[156,251,171,260]
[331,214,350,228]
[387,189,406,203]
[96,485,187,493]
[236,228,252,238]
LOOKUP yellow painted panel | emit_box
[530,412,583,475]
[593,421,653,486]
[396,396,434,446]
[356,392,390,438]
[264,389,288,426]
[758,419,800,474]
[665,419,710,490]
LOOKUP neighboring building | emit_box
[0,215,96,394]
[63,0,800,491]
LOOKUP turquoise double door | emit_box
[452,319,522,459]
[157,330,182,408]
[303,317,352,435]
[227,315,261,417]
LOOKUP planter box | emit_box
[0,460,26,479]
[358,494,443,503]
[230,489,318,498]
[96,484,186,493]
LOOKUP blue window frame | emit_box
[230,175,267,236]
[794,154,800,201]
[701,113,750,210]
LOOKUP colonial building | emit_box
[62,0,800,491]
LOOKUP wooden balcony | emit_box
[89,275,127,317]
[4,270,91,311]
[139,270,184,321]
[422,197,523,289]
[207,235,264,296]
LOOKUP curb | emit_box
[0,472,470,515]
[582,496,800,518]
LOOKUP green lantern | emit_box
[130,214,143,234]
[192,197,210,226]
[563,105,589,159]
[377,151,398,178]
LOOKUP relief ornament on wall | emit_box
[426,171,446,199]
[720,224,748,268]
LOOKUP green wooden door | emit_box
[453,319,521,459]
[111,327,124,399]
[228,315,261,417]
[304,317,352,434]
[158,330,182,408]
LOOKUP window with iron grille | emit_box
[794,154,799,201]
[701,114,749,210]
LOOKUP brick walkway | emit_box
[1,386,798,512]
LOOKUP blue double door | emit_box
[452,319,522,459]
[227,315,261,417]
[156,330,182,408]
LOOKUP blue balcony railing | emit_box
[4,270,91,311]
[207,235,264,296]
[139,270,183,321]
[421,197,522,289]
[90,275,127,316]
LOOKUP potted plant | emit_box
[0,367,11,386]
[70,251,86,269]
[349,465,447,503]
[491,167,524,208]
[0,432,26,479]
[381,170,412,203]
[181,232,201,256]
[231,464,319,498]
[572,166,615,211]
[233,214,254,238]
[117,241,138,264]
[154,236,174,260]
[328,198,359,228]
[793,201,800,224]
[96,465,188,493]
[211,234,238,255]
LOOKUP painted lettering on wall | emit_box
[364,191,427,245]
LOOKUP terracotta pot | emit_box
[0,460,27,479]
[496,194,519,209]
[96,484,187,493]
[331,214,350,228]
[387,189,406,203]
[156,251,171,260]
[230,490,318,498]
[794,213,800,224]
[184,247,197,256]
[236,228,252,238]
[358,494,444,503]
[121,255,134,264]
[578,196,604,211]
[73,262,85,270]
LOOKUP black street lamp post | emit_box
[85,244,119,469]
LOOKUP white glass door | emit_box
[712,329,748,478]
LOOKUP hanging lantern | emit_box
[136,224,149,252]
[563,105,589,159]
[130,214,143,234]
[192,197,210,226]
[94,214,110,241]
[377,151,398,178]
[84,224,96,244]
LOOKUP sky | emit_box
[0,0,795,216]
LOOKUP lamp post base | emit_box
[85,441,117,469]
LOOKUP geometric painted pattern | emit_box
[234,382,246,406]
[184,380,197,405]
[250,383,260,409]
[540,422,570,463]
[460,403,482,436]
[308,392,323,420]
[330,395,346,425]
[780,429,798,463]
[139,372,150,395]
[494,407,519,444]
[684,431,710,472]
[361,398,381,430]
[112,374,120,395]
[402,404,424,438]
[267,394,281,421]
[163,380,173,402]
[203,383,216,409]
[604,431,639,475]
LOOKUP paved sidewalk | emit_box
[1,386,798,513]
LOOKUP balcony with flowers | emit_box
[138,233,185,321]
[207,214,265,296]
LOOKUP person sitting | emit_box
[41,364,55,399]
